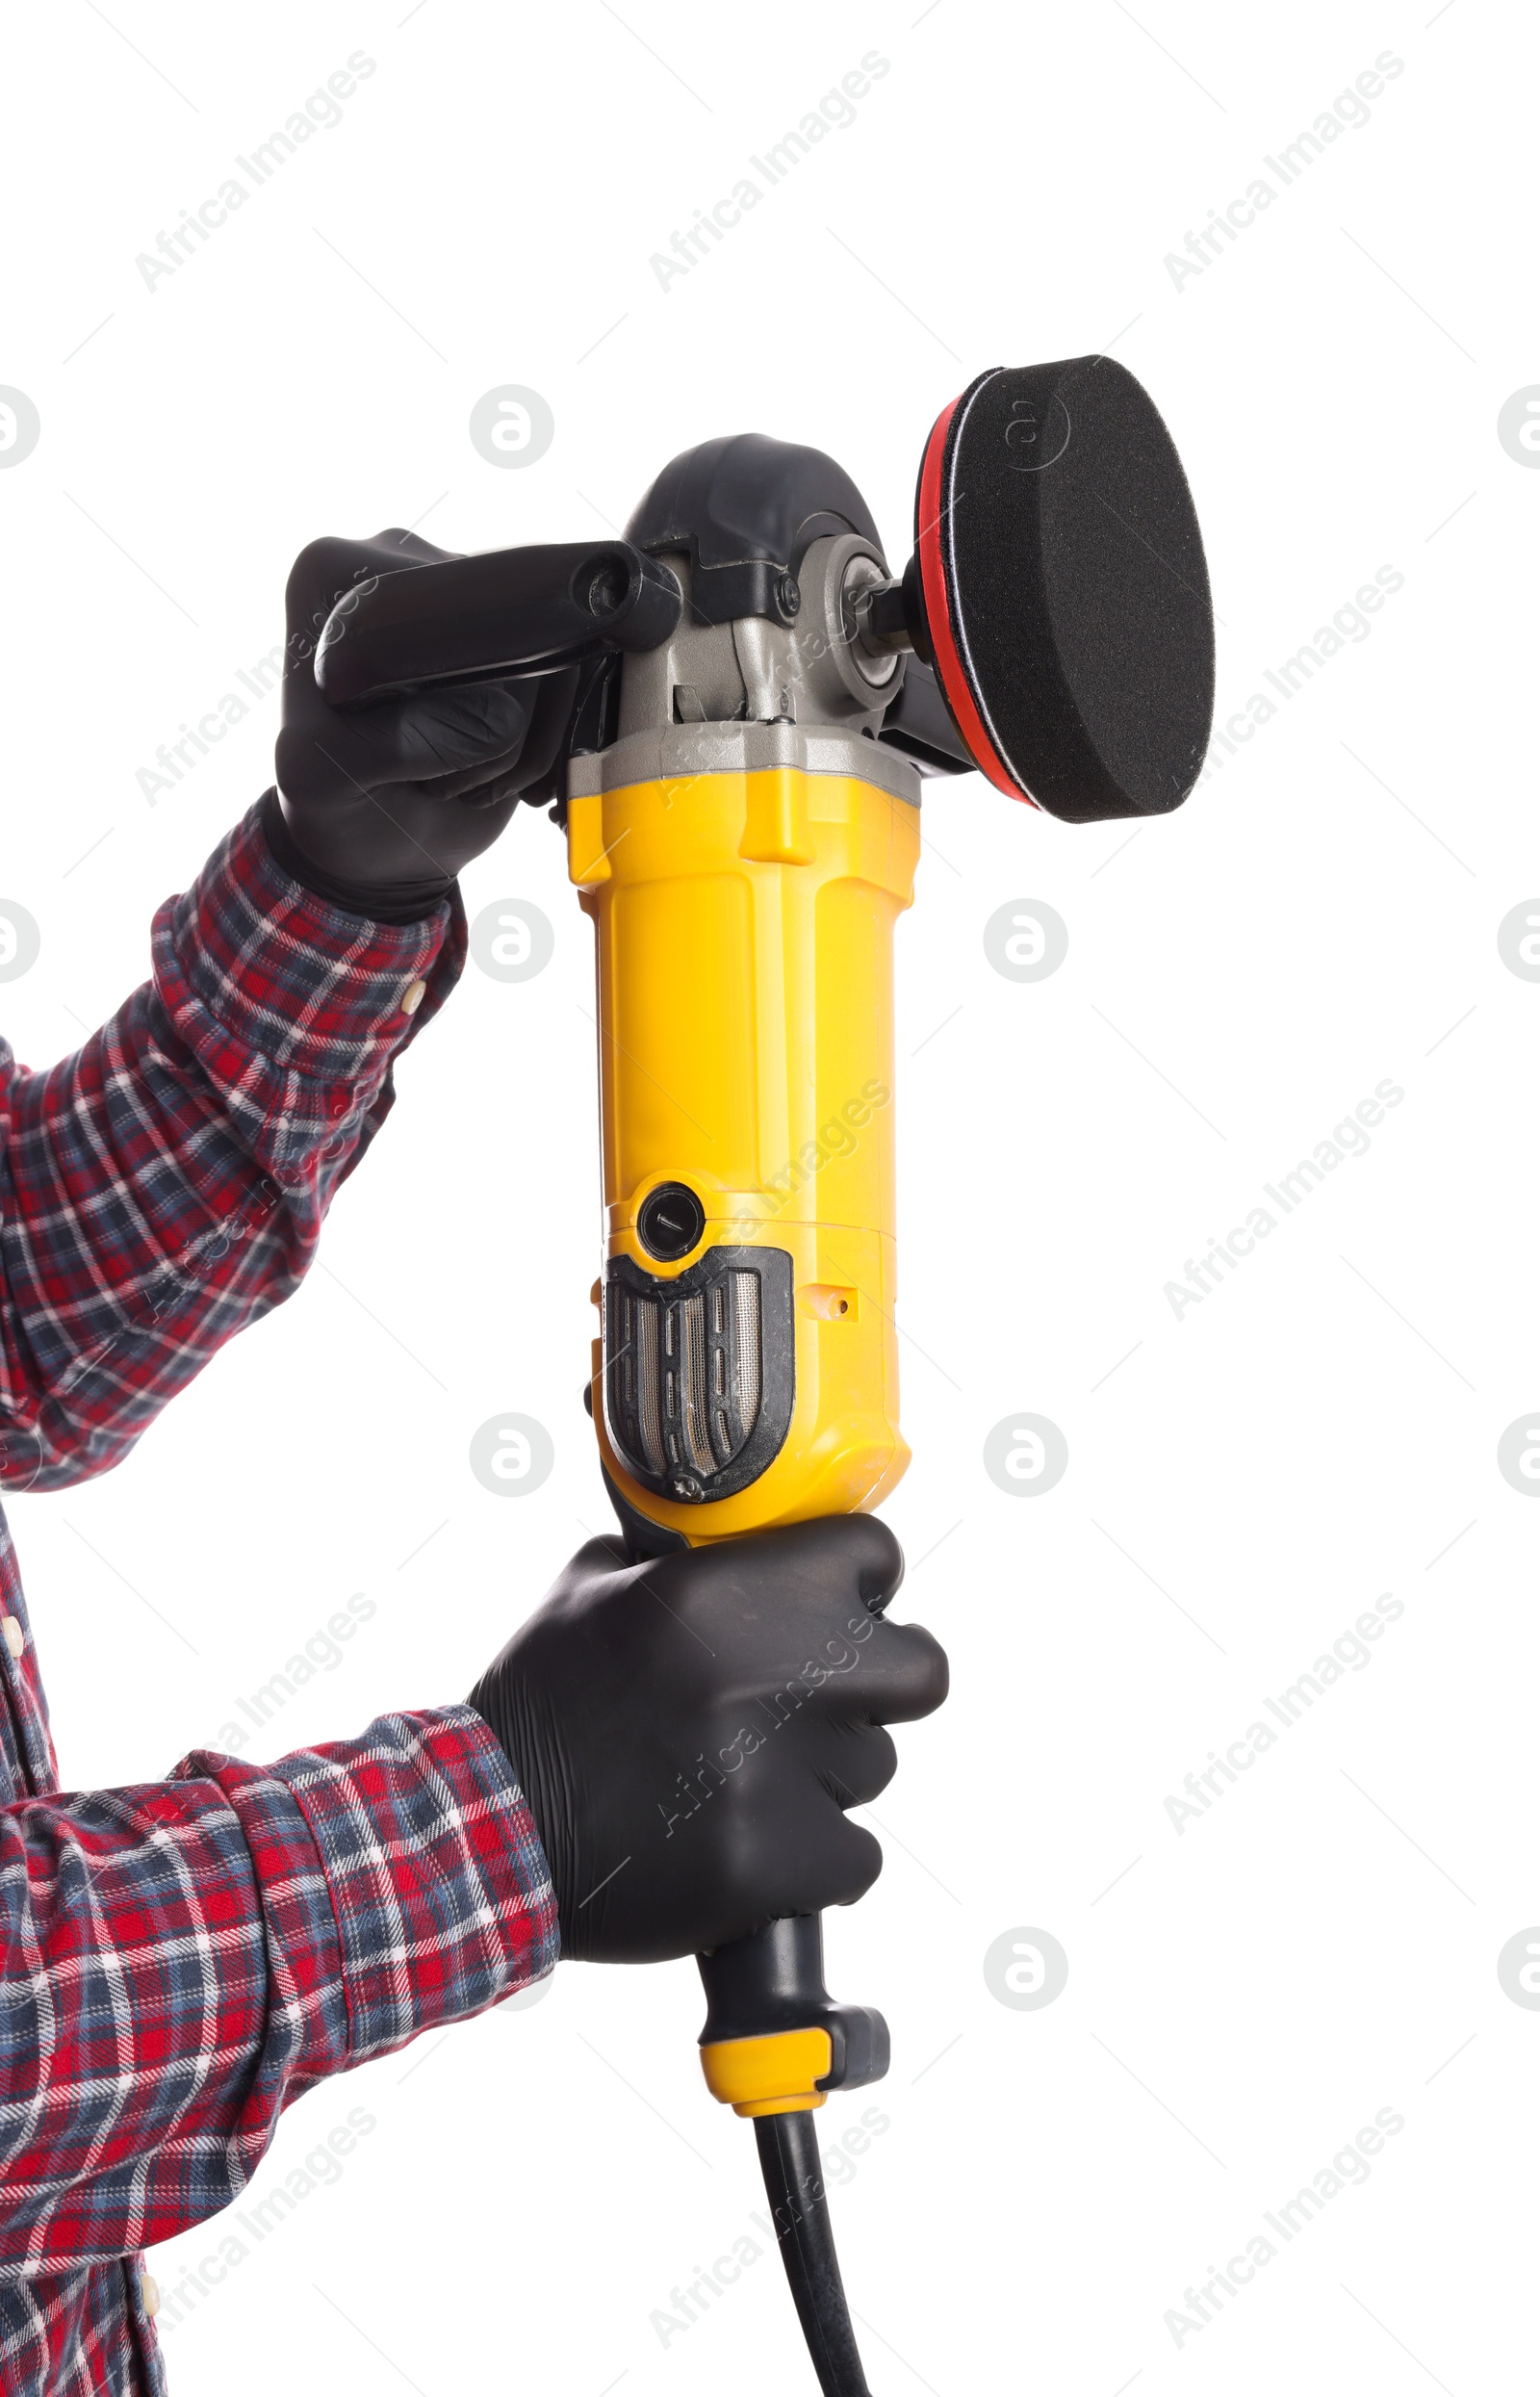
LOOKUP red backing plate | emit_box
[915,388,1039,809]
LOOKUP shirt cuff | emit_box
[177,1707,557,2072]
[154,795,467,1088]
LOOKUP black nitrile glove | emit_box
[468,1518,948,1965]
[270,529,540,921]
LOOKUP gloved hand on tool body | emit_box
[266,528,554,915]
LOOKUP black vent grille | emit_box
[603,1247,794,1504]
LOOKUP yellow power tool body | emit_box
[314,357,1216,2397]
[569,598,919,1547]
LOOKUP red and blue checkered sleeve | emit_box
[0,797,466,1492]
[0,1703,555,2265]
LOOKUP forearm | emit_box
[0,799,466,1488]
[0,1705,553,2267]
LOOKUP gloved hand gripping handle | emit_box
[313,537,681,706]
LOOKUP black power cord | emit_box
[698,1920,889,2394]
[755,2108,873,2397]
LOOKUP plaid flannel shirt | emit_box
[0,800,557,2394]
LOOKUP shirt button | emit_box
[400,978,427,1017]
[141,2273,161,2317]
[2,1616,23,1661]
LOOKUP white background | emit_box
[0,2,1533,2390]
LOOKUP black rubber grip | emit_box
[313,540,681,708]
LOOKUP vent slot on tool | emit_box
[605,1247,794,1504]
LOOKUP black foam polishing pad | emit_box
[914,357,1215,820]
